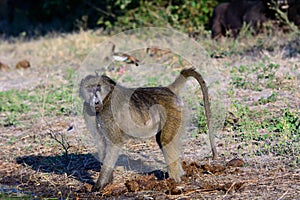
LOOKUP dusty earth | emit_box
[0,30,299,199]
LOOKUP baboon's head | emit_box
[79,74,116,112]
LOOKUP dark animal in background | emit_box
[243,1,270,32]
[210,0,297,39]
[223,0,258,38]
[242,0,286,32]
[288,1,300,27]
[211,0,259,39]
[246,0,300,30]
[211,2,230,39]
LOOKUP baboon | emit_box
[80,68,217,191]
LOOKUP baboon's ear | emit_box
[80,75,101,102]
[81,75,100,87]
[101,75,116,86]
[81,75,93,84]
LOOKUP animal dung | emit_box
[0,62,10,71]
[227,158,245,167]
[16,59,30,69]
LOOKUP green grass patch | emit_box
[0,69,76,127]
[227,102,299,161]
[254,92,277,105]
[230,63,280,90]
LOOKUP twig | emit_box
[183,189,207,200]
[223,182,236,199]
[40,173,57,187]
[48,129,71,156]
[278,189,289,200]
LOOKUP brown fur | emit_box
[79,68,217,191]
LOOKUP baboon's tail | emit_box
[169,68,217,159]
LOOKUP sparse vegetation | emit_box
[0,25,299,199]
[0,73,74,127]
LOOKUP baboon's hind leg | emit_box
[157,121,185,182]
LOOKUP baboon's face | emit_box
[80,74,116,113]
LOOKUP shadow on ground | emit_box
[16,153,168,185]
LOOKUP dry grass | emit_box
[0,28,299,199]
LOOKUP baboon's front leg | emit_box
[83,103,106,161]
[92,142,120,191]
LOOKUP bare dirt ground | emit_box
[0,30,299,199]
